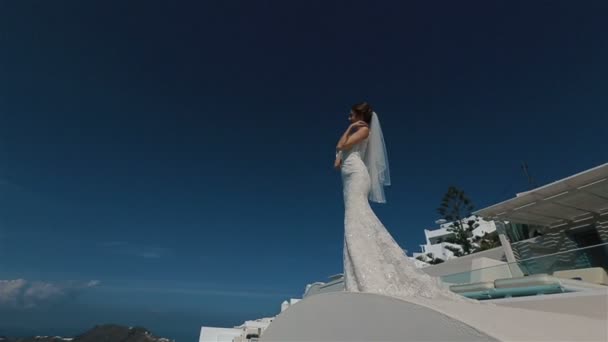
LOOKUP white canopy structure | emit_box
[475,163,608,228]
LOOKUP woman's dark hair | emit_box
[351,102,373,125]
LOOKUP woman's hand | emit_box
[334,157,342,170]
[349,120,368,130]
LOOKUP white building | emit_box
[280,298,301,312]
[199,317,275,342]
[412,216,497,263]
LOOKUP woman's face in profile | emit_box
[348,111,357,124]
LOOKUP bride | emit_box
[335,102,464,301]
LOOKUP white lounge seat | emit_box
[553,267,608,285]
[450,281,495,293]
[494,274,559,289]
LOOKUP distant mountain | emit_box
[0,324,174,342]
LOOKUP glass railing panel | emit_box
[440,242,608,285]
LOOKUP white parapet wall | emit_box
[261,291,607,341]
[200,317,276,342]
[199,327,242,342]
[421,246,507,282]
[492,289,608,320]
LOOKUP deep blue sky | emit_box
[1,1,607,340]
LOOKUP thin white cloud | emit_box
[138,252,162,259]
[99,241,172,259]
[0,279,27,308]
[23,282,64,308]
[87,280,101,287]
[0,178,24,192]
[99,241,128,247]
[101,285,294,298]
[0,279,100,309]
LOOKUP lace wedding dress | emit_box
[341,139,465,301]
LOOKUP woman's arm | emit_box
[336,126,353,150]
[337,122,369,151]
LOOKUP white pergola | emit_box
[474,163,608,263]
[475,163,608,229]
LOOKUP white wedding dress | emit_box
[341,138,465,301]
